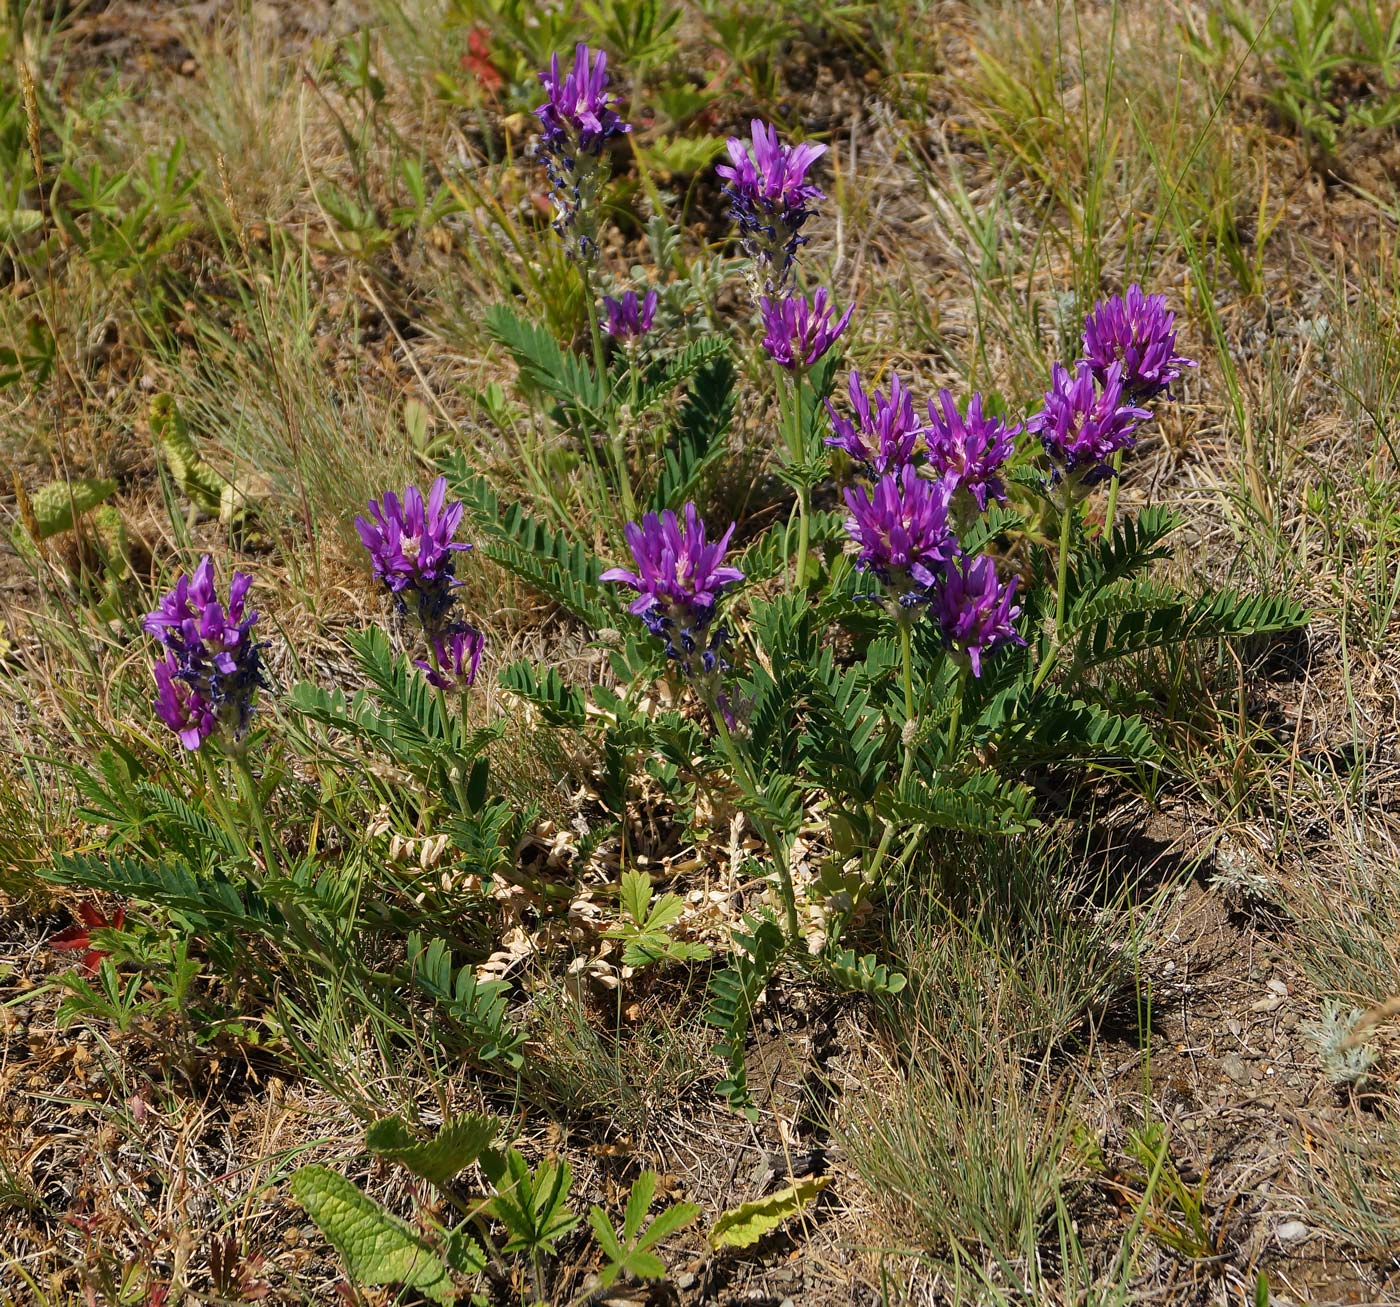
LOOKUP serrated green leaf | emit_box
[619,869,652,925]
[635,1200,701,1252]
[622,1171,656,1243]
[365,1112,499,1186]
[708,1177,830,1249]
[588,1206,625,1262]
[290,1166,457,1304]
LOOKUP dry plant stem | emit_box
[708,698,801,943]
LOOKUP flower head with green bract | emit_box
[1026,360,1151,489]
[603,503,744,673]
[824,369,922,475]
[143,555,264,750]
[843,467,958,605]
[1081,285,1195,402]
[760,289,852,371]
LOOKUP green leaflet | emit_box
[405,933,527,1068]
[439,455,613,629]
[498,658,588,728]
[290,1166,458,1304]
[27,478,117,539]
[705,915,785,1119]
[708,1177,830,1249]
[484,303,607,420]
[365,1112,500,1186]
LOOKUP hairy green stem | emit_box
[1032,498,1078,695]
[795,481,812,589]
[1102,449,1125,538]
[197,750,251,866]
[898,616,916,786]
[708,698,801,944]
[1054,496,1075,635]
[582,266,636,522]
[231,749,281,874]
[778,364,811,589]
[944,666,965,767]
[426,639,470,812]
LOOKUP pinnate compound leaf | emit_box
[709,1177,830,1249]
[365,1112,499,1186]
[290,1165,457,1303]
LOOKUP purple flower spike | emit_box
[535,43,631,155]
[1082,285,1196,401]
[533,43,630,260]
[716,119,827,291]
[824,369,923,475]
[416,625,485,691]
[602,289,659,343]
[924,390,1020,512]
[843,466,958,603]
[144,555,264,749]
[152,654,217,750]
[932,553,1026,677]
[355,475,472,633]
[602,502,744,672]
[1025,360,1152,489]
[760,289,853,371]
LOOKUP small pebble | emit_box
[677,1272,697,1290]
[1276,1220,1310,1245]
[1221,1053,1251,1086]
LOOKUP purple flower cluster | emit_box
[533,44,631,260]
[760,290,853,370]
[143,556,264,750]
[602,503,744,674]
[924,390,1020,512]
[1026,360,1152,489]
[824,370,923,475]
[717,120,827,293]
[416,626,485,691]
[827,372,1024,672]
[535,44,630,156]
[602,289,658,343]
[843,468,958,603]
[930,553,1025,677]
[1026,286,1196,492]
[355,476,472,633]
[357,476,486,691]
[1081,283,1195,401]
